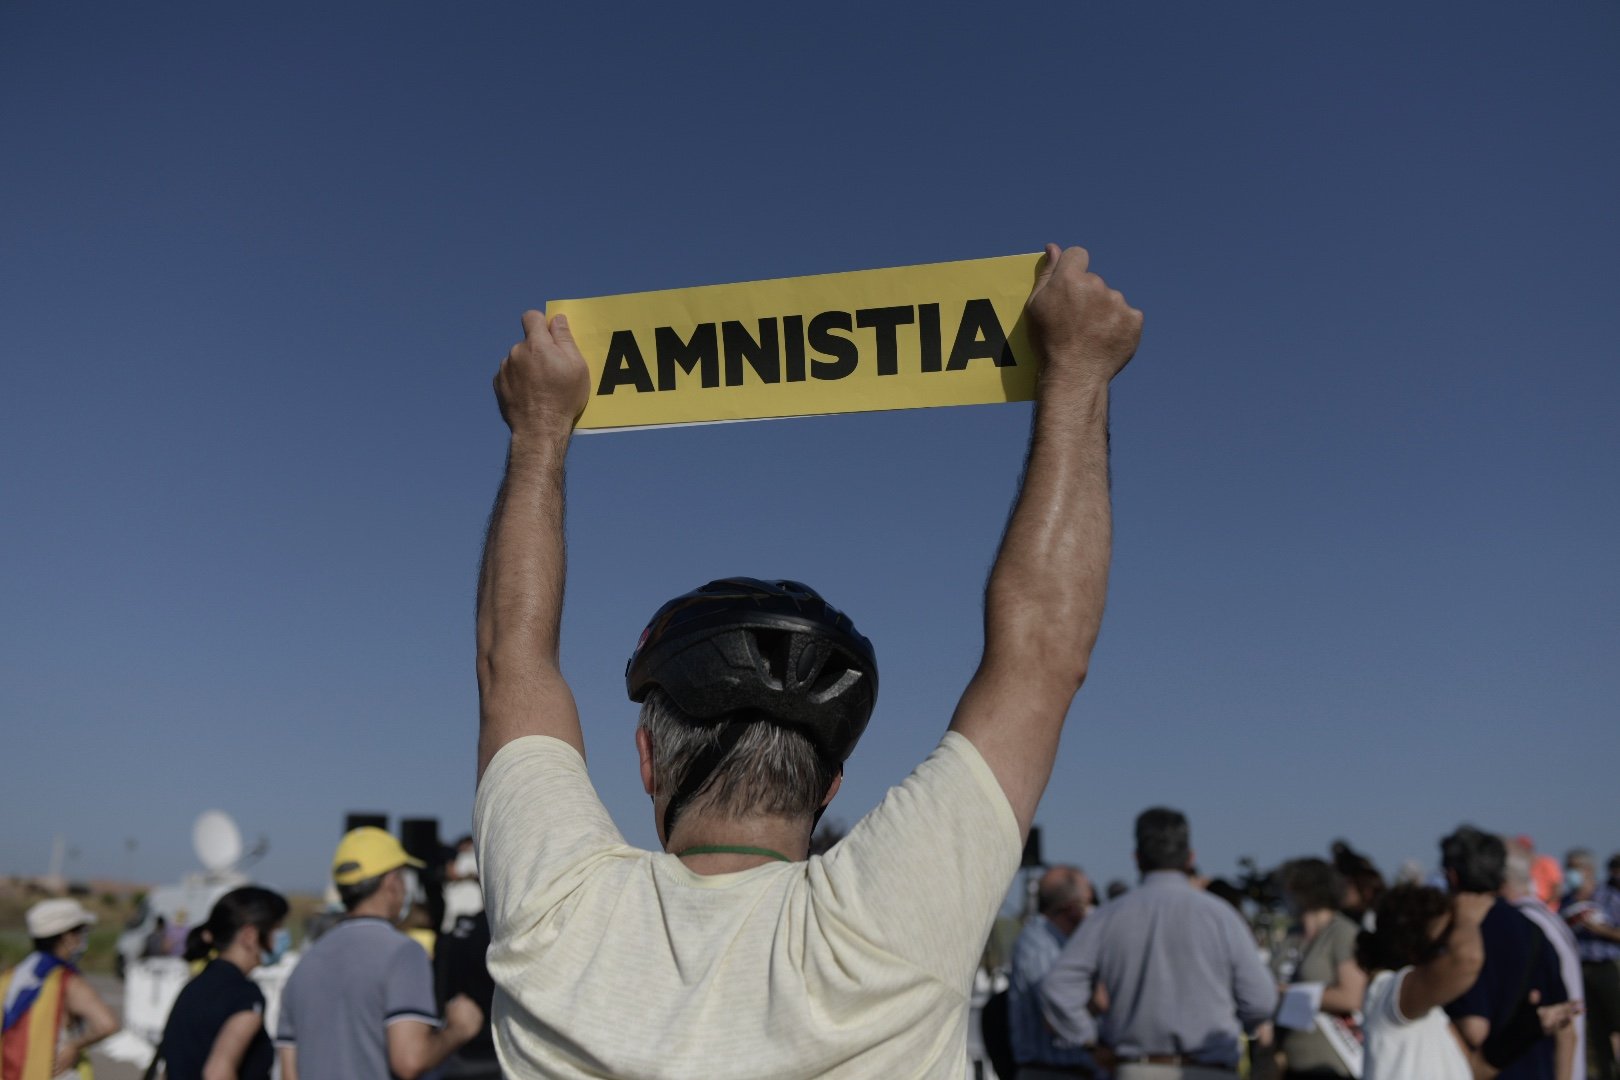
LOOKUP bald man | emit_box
[1010,866,1098,1078]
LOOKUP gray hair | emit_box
[638,688,838,822]
[1038,866,1087,914]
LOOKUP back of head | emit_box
[1357,883,1452,974]
[1504,847,1533,891]
[184,886,290,962]
[1135,807,1190,873]
[1440,825,1506,893]
[627,578,877,839]
[639,688,837,823]
[1036,866,1086,916]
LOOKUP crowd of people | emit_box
[991,815,1620,1080]
[4,245,1610,1080]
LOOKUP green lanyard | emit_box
[675,844,792,863]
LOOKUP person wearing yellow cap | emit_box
[273,829,482,1080]
[1,898,119,1080]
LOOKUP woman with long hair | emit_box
[155,887,290,1080]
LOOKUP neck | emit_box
[1301,908,1335,939]
[1048,911,1082,937]
[219,938,258,975]
[348,898,397,923]
[667,810,812,873]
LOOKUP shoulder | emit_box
[1366,967,1409,1025]
[478,733,588,787]
[1325,912,1361,949]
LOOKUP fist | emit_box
[495,310,592,434]
[445,993,484,1039]
[1025,244,1143,386]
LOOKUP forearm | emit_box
[984,370,1111,688]
[1554,1023,1574,1080]
[1320,984,1360,1015]
[476,426,582,768]
[403,1027,474,1079]
[420,1026,474,1074]
[951,371,1111,820]
[1427,920,1487,1004]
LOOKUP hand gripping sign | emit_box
[548,253,1044,431]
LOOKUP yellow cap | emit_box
[331,827,424,885]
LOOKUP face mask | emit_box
[260,928,291,966]
[1566,869,1585,892]
[68,937,89,965]
[397,868,419,922]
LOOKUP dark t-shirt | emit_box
[1445,898,1568,1080]
[159,959,272,1080]
[435,913,496,1065]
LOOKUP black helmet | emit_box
[626,577,878,764]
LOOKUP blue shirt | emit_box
[1008,914,1095,1069]
[275,917,442,1080]
[1038,870,1278,1068]
[1568,883,1620,964]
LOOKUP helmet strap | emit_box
[661,720,751,846]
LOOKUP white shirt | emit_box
[1362,967,1470,1080]
[474,731,1021,1080]
[441,849,484,931]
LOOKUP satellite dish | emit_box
[193,810,243,873]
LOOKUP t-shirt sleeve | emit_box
[384,940,443,1027]
[474,735,628,940]
[809,732,1021,986]
[232,976,266,1017]
[273,973,298,1046]
[1326,916,1359,968]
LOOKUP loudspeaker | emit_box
[1021,826,1043,869]
[400,817,447,932]
[344,812,388,834]
[399,818,442,864]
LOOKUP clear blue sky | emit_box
[3,4,1616,895]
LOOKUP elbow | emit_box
[985,633,1090,698]
[388,1053,428,1080]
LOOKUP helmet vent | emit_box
[752,628,790,690]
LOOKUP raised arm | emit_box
[477,310,591,778]
[948,244,1142,835]
[1400,891,1491,1020]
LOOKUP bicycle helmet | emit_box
[626,577,878,840]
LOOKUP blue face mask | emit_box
[261,927,291,967]
[1566,869,1586,892]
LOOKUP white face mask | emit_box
[397,868,420,922]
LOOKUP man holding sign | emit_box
[473,245,1142,1079]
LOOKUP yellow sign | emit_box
[548,253,1044,431]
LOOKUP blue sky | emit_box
[2,3,1616,895]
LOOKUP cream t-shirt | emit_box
[474,731,1021,1080]
[1361,967,1471,1080]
